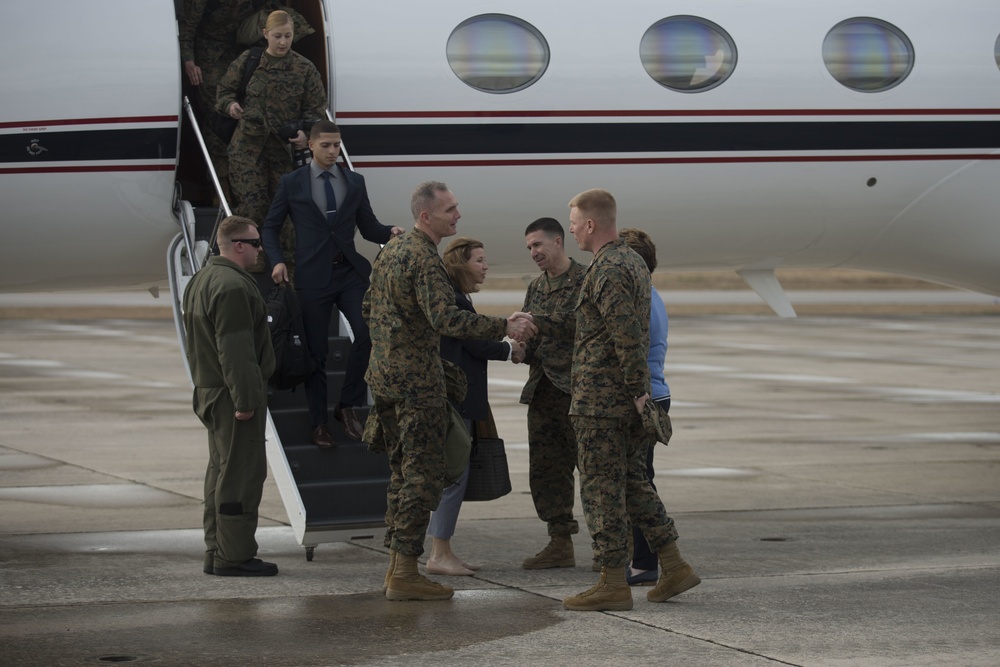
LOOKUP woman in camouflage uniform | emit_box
[216,10,326,269]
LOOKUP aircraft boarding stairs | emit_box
[167,99,389,560]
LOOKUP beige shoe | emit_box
[647,541,701,602]
[385,553,454,601]
[563,566,633,611]
[522,535,575,569]
[381,549,396,594]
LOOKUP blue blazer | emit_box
[440,290,511,422]
[261,163,394,289]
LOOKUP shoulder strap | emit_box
[236,47,265,102]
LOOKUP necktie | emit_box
[321,171,337,224]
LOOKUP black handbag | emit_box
[464,407,511,501]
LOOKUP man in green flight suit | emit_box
[183,216,277,577]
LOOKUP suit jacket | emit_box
[440,290,510,422]
[262,163,393,289]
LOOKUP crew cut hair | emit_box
[410,181,450,220]
[568,188,616,228]
[216,216,257,245]
[524,216,565,241]
[310,120,340,138]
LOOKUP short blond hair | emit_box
[568,188,616,229]
[216,216,257,245]
[443,237,485,294]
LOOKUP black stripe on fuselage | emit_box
[339,120,1000,156]
[0,128,177,164]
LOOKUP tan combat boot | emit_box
[385,553,454,601]
[647,541,701,602]
[563,566,633,611]
[522,535,575,569]
[381,549,397,594]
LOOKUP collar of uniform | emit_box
[207,255,251,277]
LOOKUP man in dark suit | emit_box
[262,120,404,448]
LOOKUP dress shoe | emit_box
[311,424,335,448]
[334,405,365,441]
[213,558,278,577]
[626,566,658,586]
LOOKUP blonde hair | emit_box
[264,10,293,32]
[216,216,257,245]
[568,188,616,229]
[443,237,485,294]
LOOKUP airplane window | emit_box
[823,18,914,92]
[996,33,1000,71]
[639,16,737,93]
[446,15,549,93]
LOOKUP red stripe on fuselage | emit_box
[338,108,1000,120]
[352,154,1000,169]
[0,116,179,130]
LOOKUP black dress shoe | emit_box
[334,406,365,441]
[311,424,335,448]
[213,558,278,577]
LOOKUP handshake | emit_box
[505,311,537,344]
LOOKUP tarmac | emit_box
[1,291,998,666]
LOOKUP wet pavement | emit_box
[1,313,998,666]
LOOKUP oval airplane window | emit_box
[447,15,549,93]
[996,33,1000,71]
[823,18,914,92]
[640,16,737,93]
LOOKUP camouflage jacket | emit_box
[182,256,275,412]
[216,49,326,142]
[363,229,508,400]
[569,238,651,418]
[519,259,585,404]
[178,0,259,62]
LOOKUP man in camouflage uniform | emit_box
[216,13,326,270]
[178,0,259,202]
[183,216,277,577]
[519,217,587,569]
[363,181,536,601]
[537,189,700,612]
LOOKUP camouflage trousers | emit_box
[526,375,579,537]
[572,409,678,568]
[193,38,241,203]
[375,394,449,557]
[229,135,292,272]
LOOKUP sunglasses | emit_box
[232,238,263,248]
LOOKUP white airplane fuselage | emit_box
[2,0,999,295]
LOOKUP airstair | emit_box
[168,99,388,560]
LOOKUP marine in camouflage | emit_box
[568,238,678,567]
[217,48,325,268]
[363,227,508,556]
[520,258,586,537]
[179,0,259,201]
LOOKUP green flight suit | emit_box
[183,256,275,569]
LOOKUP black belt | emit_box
[332,252,345,264]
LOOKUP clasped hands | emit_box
[506,311,537,344]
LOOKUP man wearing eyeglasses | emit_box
[183,216,277,577]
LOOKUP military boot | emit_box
[522,535,575,569]
[562,566,633,611]
[385,553,454,601]
[647,541,701,602]
[381,549,397,594]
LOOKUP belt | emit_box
[332,252,345,264]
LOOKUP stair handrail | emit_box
[182,96,233,270]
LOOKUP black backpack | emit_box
[265,283,314,391]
